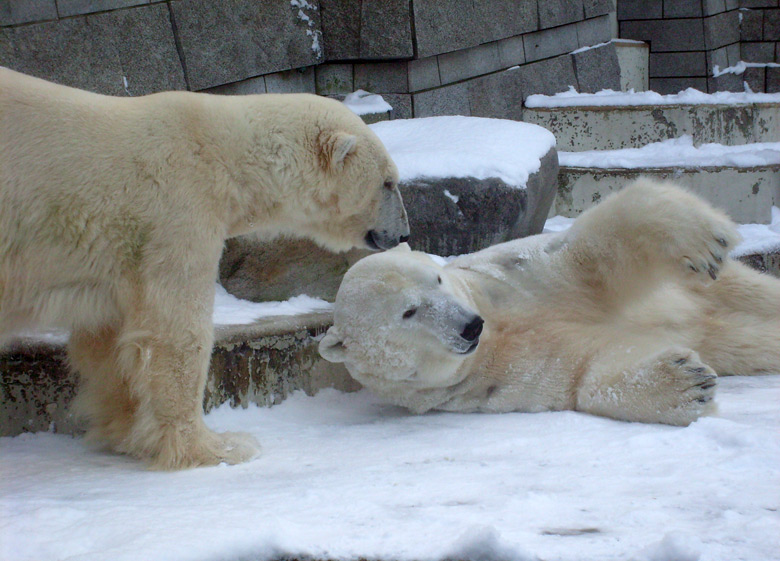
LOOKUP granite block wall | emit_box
[0,0,621,118]
[617,0,780,93]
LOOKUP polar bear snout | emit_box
[364,184,410,250]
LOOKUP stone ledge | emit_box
[0,312,356,437]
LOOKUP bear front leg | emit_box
[563,179,740,304]
[113,318,261,470]
[575,346,717,426]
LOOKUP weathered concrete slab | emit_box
[0,313,356,437]
[0,4,186,95]
[555,165,780,224]
[614,39,649,91]
[523,103,780,151]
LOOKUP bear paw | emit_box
[673,212,739,283]
[654,348,718,425]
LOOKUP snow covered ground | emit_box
[526,86,780,107]
[2,376,779,561]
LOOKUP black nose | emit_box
[399,234,410,244]
[461,316,484,342]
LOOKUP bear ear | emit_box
[319,326,347,363]
[320,131,357,170]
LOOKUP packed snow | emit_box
[2,377,779,561]
[525,86,780,107]
[713,61,780,77]
[213,284,330,325]
[369,117,556,188]
[558,136,780,169]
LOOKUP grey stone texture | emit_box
[497,35,527,67]
[170,0,323,91]
[0,314,358,436]
[764,9,780,39]
[383,93,413,119]
[524,22,580,63]
[56,0,148,18]
[664,0,703,17]
[709,71,745,91]
[650,76,709,93]
[399,147,559,256]
[206,75,267,95]
[413,82,471,117]
[354,63,408,94]
[767,66,780,92]
[742,41,778,61]
[438,42,502,85]
[620,18,706,51]
[703,0,728,15]
[740,0,778,7]
[650,51,708,76]
[583,0,614,18]
[315,64,354,96]
[407,56,441,92]
[264,66,316,94]
[539,0,585,29]
[704,10,741,49]
[0,4,185,95]
[618,0,663,19]
[742,65,766,90]
[576,14,614,47]
[573,42,622,92]
[412,0,537,58]
[319,0,412,60]
[0,0,56,26]
[740,8,765,39]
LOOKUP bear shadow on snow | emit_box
[0,67,409,469]
[320,179,780,426]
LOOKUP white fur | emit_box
[321,179,780,425]
[0,68,408,469]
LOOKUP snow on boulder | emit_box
[370,116,558,256]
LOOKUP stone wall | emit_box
[617,0,780,93]
[1,0,620,118]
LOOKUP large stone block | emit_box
[467,70,525,121]
[620,18,706,51]
[382,93,413,119]
[764,9,780,41]
[264,66,316,94]
[0,4,185,95]
[413,82,471,117]
[206,75,267,95]
[315,63,354,96]
[171,0,323,91]
[573,42,621,93]
[515,55,579,99]
[649,51,707,77]
[497,35,526,67]
[576,14,614,48]
[663,0,703,17]
[399,147,559,256]
[742,65,766,91]
[320,0,413,60]
[650,76,709,93]
[704,10,740,49]
[412,0,537,58]
[742,41,777,62]
[407,56,441,92]
[539,0,584,29]
[0,0,56,26]
[582,0,614,18]
[354,62,408,93]
[767,66,780,92]
[617,0,662,19]
[438,42,502,85]
[524,22,580,63]
[702,0,728,14]
[740,8,765,41]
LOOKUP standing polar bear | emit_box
[321,179,780,425]
[0,68,408,469]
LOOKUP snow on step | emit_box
[523,87,780,151]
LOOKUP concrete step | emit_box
[0,312,356,437]
[523,102,780,151]
[555,164,780,224]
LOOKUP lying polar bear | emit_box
[320,179,780,425]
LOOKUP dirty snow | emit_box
[525,86,780,107]
[369,117,556,188]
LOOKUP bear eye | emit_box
[383,180,394,190]
[437,275,442,284]
[402,308,417,319]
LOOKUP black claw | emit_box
[687,367,707,374]
[688,264,698,273]
[708,266,718,280]
[711,252,723,264]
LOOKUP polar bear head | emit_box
[319,245,484,394]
